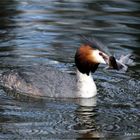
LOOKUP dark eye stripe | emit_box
[99,52,106,59]
[99,52,103,56]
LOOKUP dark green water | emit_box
[0,0,139,139]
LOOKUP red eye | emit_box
[99,52,106,59]
[99,52,103,56]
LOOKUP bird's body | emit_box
[0,38,133,98]
[0,44,102,98]
[0,66,97,98]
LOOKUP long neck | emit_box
[76,69,97,98]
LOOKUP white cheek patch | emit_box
[92,50,106,64]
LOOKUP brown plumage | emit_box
[75,44,99,75]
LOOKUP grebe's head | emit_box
[75,44,110,75]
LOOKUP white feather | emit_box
[76,69,97,98]
[92,50,106,64]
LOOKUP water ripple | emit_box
[0,0,140,139]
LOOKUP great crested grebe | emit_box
[0,38,132,98]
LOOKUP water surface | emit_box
[0,0,140,139]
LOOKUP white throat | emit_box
[76,69,97,98]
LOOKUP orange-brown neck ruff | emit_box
[75,44,99,75]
